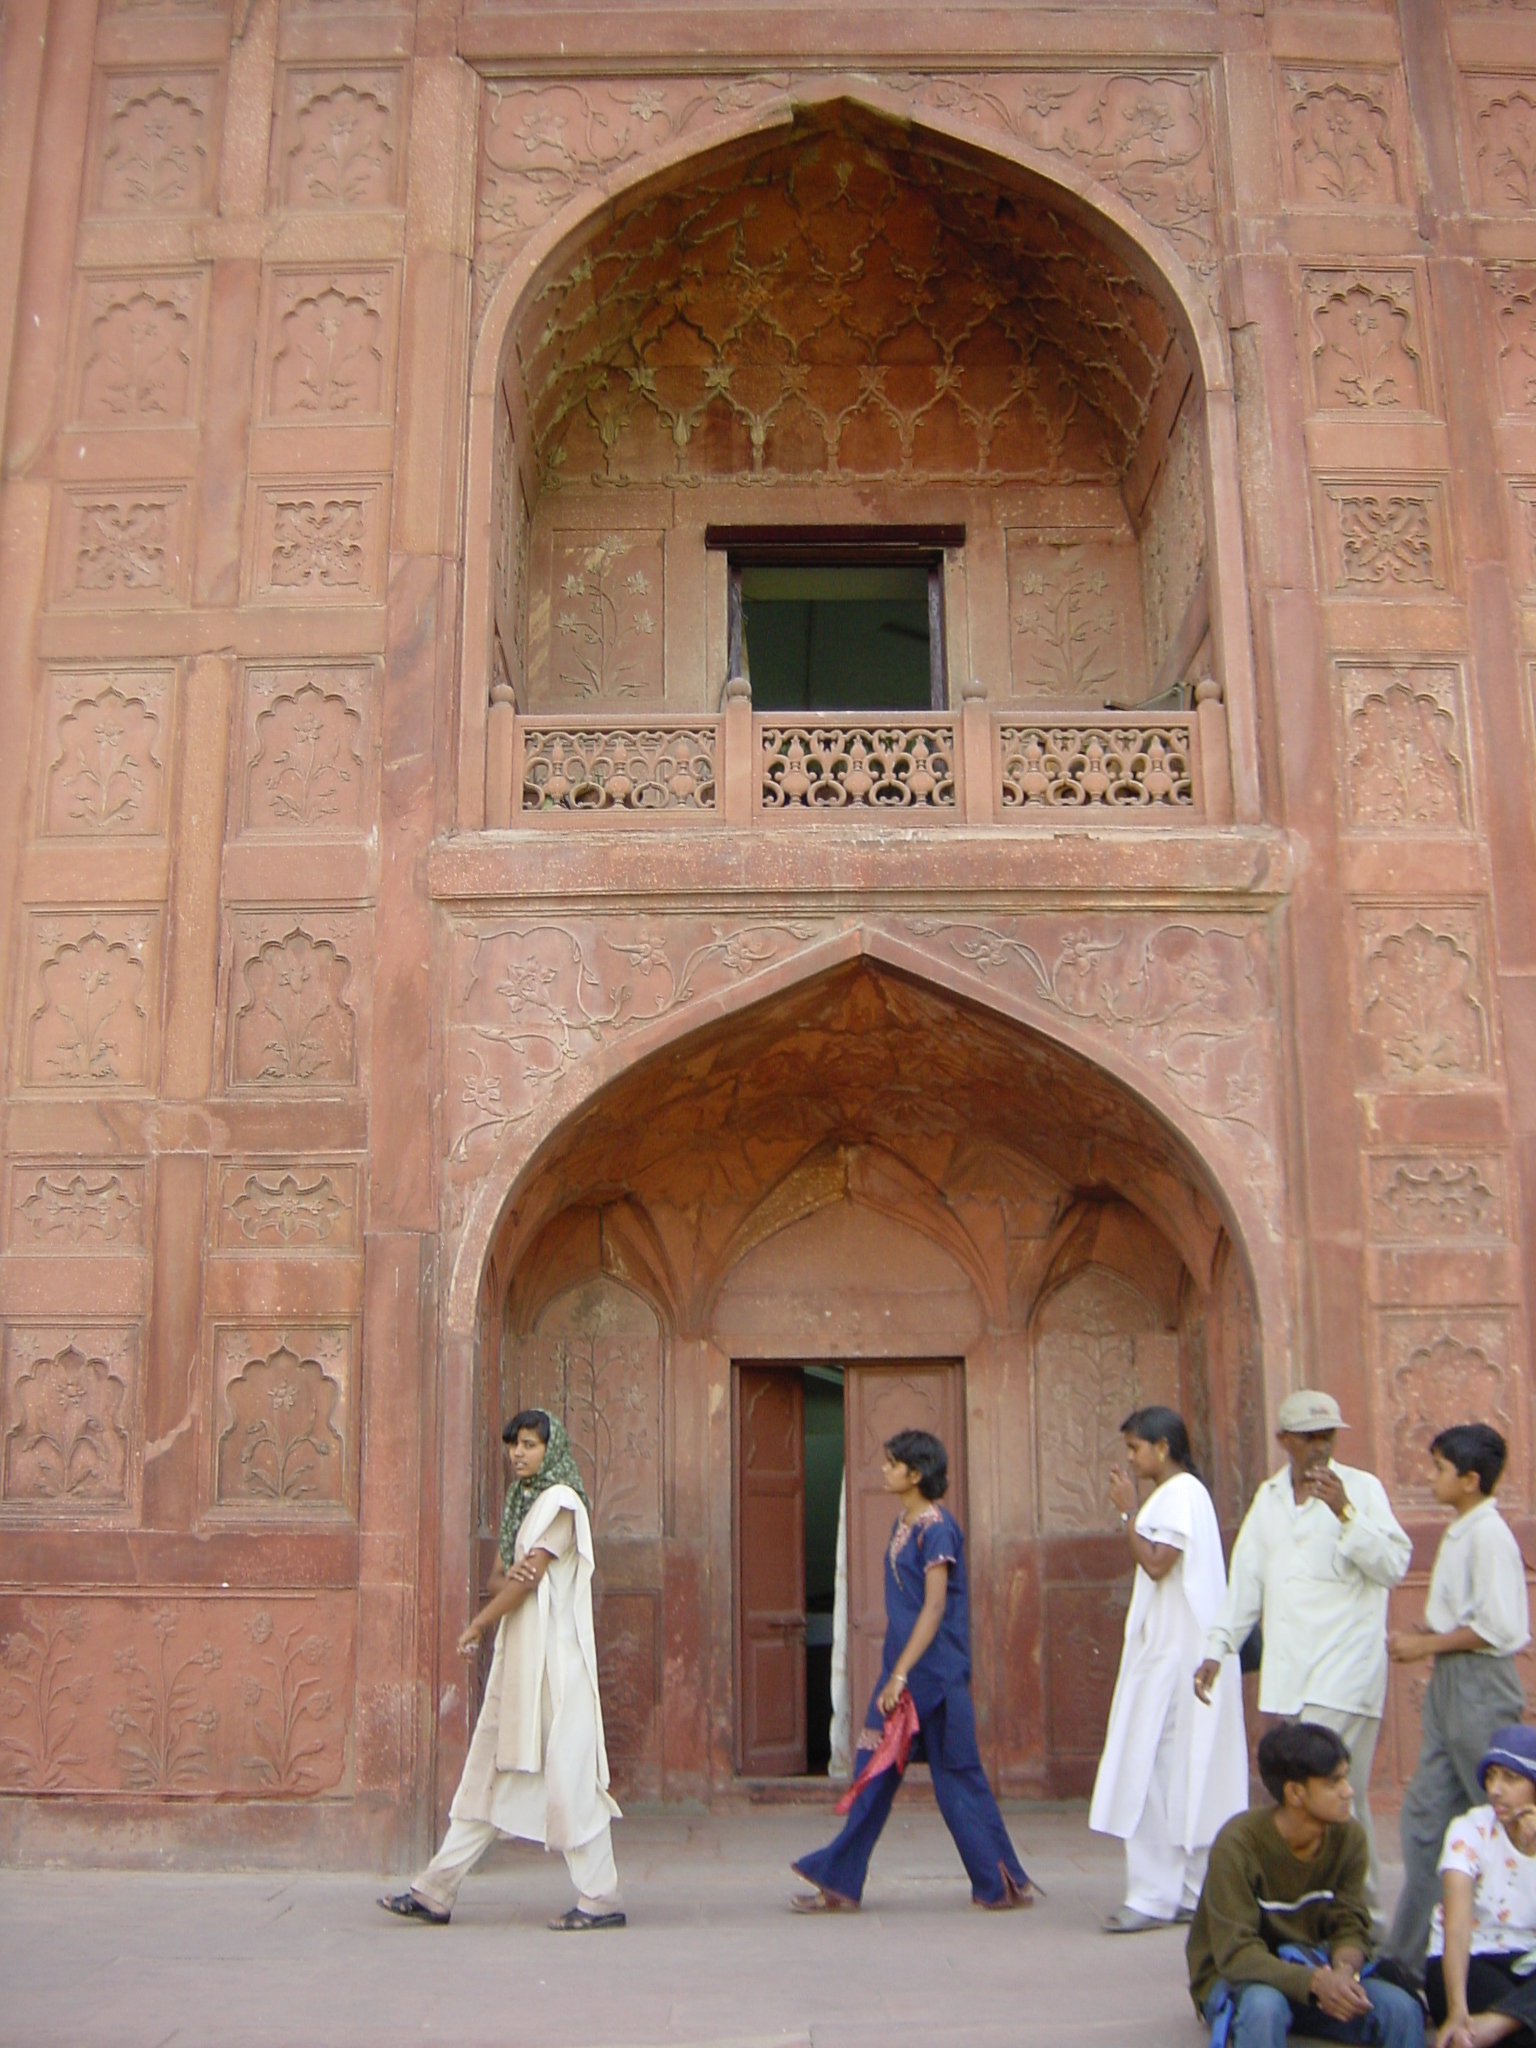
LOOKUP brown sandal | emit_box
[789,1887,858,1913]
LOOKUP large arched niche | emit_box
[458,93,1259,823]
[459,954,1270,1798]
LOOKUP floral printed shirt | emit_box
[1428,1803,1536,1959]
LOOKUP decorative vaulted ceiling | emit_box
[509,111,1183,492]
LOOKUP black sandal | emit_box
[548,1906,627,1931]
[377,1891,450,1925]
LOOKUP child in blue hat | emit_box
[1426,1724,1536,2046]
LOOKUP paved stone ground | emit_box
[0,1808,1404,2048]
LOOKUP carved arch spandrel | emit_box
[447,924,1289,1426]
[458,82,1259,830]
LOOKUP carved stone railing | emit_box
[998,721,1195,809]
[760,718,957,810]
[517,719,717,813]
[492,693,1230,828]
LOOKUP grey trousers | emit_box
[1387,1652,1526,1975]
[1295,1703,1382,1911]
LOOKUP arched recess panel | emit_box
[499,1272,666,1795]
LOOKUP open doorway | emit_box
[734,1358,965,1778]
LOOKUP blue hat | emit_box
[1478,1726,1536,1790]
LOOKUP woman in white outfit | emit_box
[1089,1405,1249,1932]
[379,1409,624,1931]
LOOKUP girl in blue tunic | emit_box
[791,1428,1037,1912]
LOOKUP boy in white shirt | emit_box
[1386,1424,1530,1979]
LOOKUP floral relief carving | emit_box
[998,724,1194,808]
[1355,907,1492,1084]
[11,1167,143,1250]
[249,488,383,603]
[267,275,389,419]
[97,76,211,215]
[24,914,156,1091]
[230,920,358,1089]
[1034,1268,1179,1532]
[243,669,367,831]
[1490,270,1536,412]
[58,492,184,604]
[217,1165,358,1251]
[1471,82,1536,210]
[1338,665,1469,831]
[1006,539,1146,702]
[1140,402,1207,679]
[76,278,198,424]
[0,1605,91,1789]
[521,725,716,812]
[0,1596,353,1796]
[1367,1154,1508,1242]
[761,725,956,810]
[1377,1317,1515,1498]
[1284,73,1402,206]
[42,675,167,836]
[1303,272,1428,412]
[1317,482,1448,595]
[214,1331,348,1512]
[592,1595,659,1772]
[505,1279,662,1538]
[239,1612,343,1793]
[2,1330,134,1508]
[280,74,400,210]
[546,532,663,703]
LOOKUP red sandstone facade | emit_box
[1,0,1533,1867]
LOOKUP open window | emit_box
[713,528,957,713]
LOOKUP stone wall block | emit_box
[140,1152,206,1531]
[162,654,231,1101]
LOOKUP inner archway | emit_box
[471,959,1265,1801]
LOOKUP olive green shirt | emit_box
[1187,1806,1375,2013]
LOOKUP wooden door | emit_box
[844,1362,966,1731]
[736,1367,807,1774]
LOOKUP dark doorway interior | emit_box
[741,565,938,712]
[803,1364,845,1775]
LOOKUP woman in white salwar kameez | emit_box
[379,1410,624,1932]
[1089,1405,1248,1933]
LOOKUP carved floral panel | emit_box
[1375,1312,1518,1500]
[1281,71,1404,207]
[7,1164,145,1253]
[1467,78,1536,211]
[0,1593,352,1795]
[1,1325,138,1513]
[1352,904,1493,1087]
[1489,269,1536,413]
[261,269,397,423]
[225,913,362,1092]
[51,489,188,607]
[1005,536,1147,705]
[91,72,216,217]
[502,1277,662,1538]
[1140,400,1208,680]
[1335,663,1470,833]
[1301,270,1430,413]
[20,912,161,1093]
[1033,1266,1179,1533]
[532,531,665,707]
[1315,479,1452,598]
[1505,482,1536,594]
[211,1325,353,1516]
[592,1590,661,1785]
[244,482,387,604]
[1045,1581,1132,1767]
[1366,1153,1509,1243]
[212,1161,361,1252]
[70,273,204,427]
[275,70,404,211]
[40,669,170,837]
[240,664,374,833]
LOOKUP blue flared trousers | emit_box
[794,1692,1030,1907]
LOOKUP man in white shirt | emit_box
[1384,1422,1530,1976]
[1194,1389,1411,1906]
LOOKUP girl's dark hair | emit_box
[1430,1422,1507,1496]
[1119,1405,1196,1473]
[1257,1720,1350,1803]
[502,1408,551,1445]
[885,1428,948,1500]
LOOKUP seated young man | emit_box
[1187,1721,1424,2047]
[1425,1725,1536,2048]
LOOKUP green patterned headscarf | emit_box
[498,1411,592,1566]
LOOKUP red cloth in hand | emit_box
[835,1690,919,1814]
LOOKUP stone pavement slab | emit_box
[0,1808,1365,2048]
